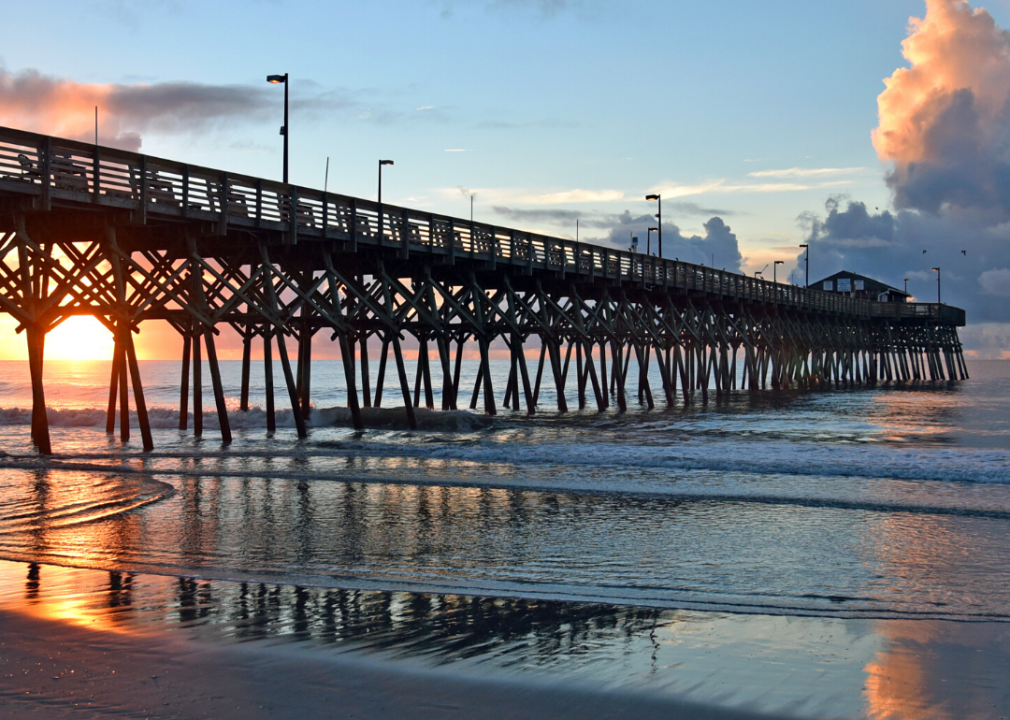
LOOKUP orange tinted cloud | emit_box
[872,1,1010,217]
[0,66,271,152]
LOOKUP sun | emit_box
[45,316,115,361]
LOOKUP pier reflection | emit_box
[2,559,660,669]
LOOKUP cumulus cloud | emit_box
[873,0,1010,219]
[788,197,1010,324]
[789,0,1010,355]
[595,212,743,271]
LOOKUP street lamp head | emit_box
[932,267,940,272]
[645,194,660,201]
[266,74,286,84]
[379,159,394,166]
[648,227,658,232]
[774,260,784,265]
[799,243,809,249]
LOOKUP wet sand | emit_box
[2,559,1010,719]
[0,608,771,720]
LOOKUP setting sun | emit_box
[45,316,115,361]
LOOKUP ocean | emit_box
[0,357,1008,717]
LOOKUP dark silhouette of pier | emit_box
[0,127,967,454]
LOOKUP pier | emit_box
[0,126,968,454]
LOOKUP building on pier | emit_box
[812,271,910,303]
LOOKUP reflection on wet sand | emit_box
[865,619,1010,719]
[3,559,1008,719]
[0,559,661,668]
[860,502,1010,719]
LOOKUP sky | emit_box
[3,0,1010,357]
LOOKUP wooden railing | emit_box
[869,302,965,326]
[0,126,965,325]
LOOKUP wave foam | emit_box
[0,405,491,432]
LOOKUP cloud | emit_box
[648,179,854,198]
[492,202,740,231]
[788,197,1010,327]
[492,207,621,229]
[666,201,738,217]
[594,212,743,271]
[0,65,283,151]
[787,1,1010,355]
[748,167,869,179]
[873,0,1010,220]
[437,0,584,18]
[959,322,1010,358]
[0,65,392,151]
[441,186,624,205]
[979,268,1010,296]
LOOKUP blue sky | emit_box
[5,0,1010,355]
[1,1,960,257]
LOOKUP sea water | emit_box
[0,358,1008,716]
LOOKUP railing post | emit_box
[139,155,148,224]
[92,144,101,204]
[255,179,263,227]
[322,192,329,238]
[217,172,229,235]
[182,165,190,217]
[448,218,455,264]
[41,137,51,211]
[350,197,358,252]
[401,207,409,259]
[288,185,298,245]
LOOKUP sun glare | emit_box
[45,316,115,362]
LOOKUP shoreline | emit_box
[2,559,1010,719]
[0,604,772,720]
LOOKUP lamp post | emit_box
[647,227,658,256]
[774,260,784,283]
[932,267,941,303]
[799,243,809,287]
[754,271,763,279]
[378,159,393,241]
[266,74,289,183]
[646,194,661,258]
[904,278,909,295]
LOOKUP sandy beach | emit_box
[0,607,776,720]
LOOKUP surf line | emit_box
[3,456,1009,521]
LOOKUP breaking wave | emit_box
[0,405,492,432]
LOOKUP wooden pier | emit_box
[0,127,968,454]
